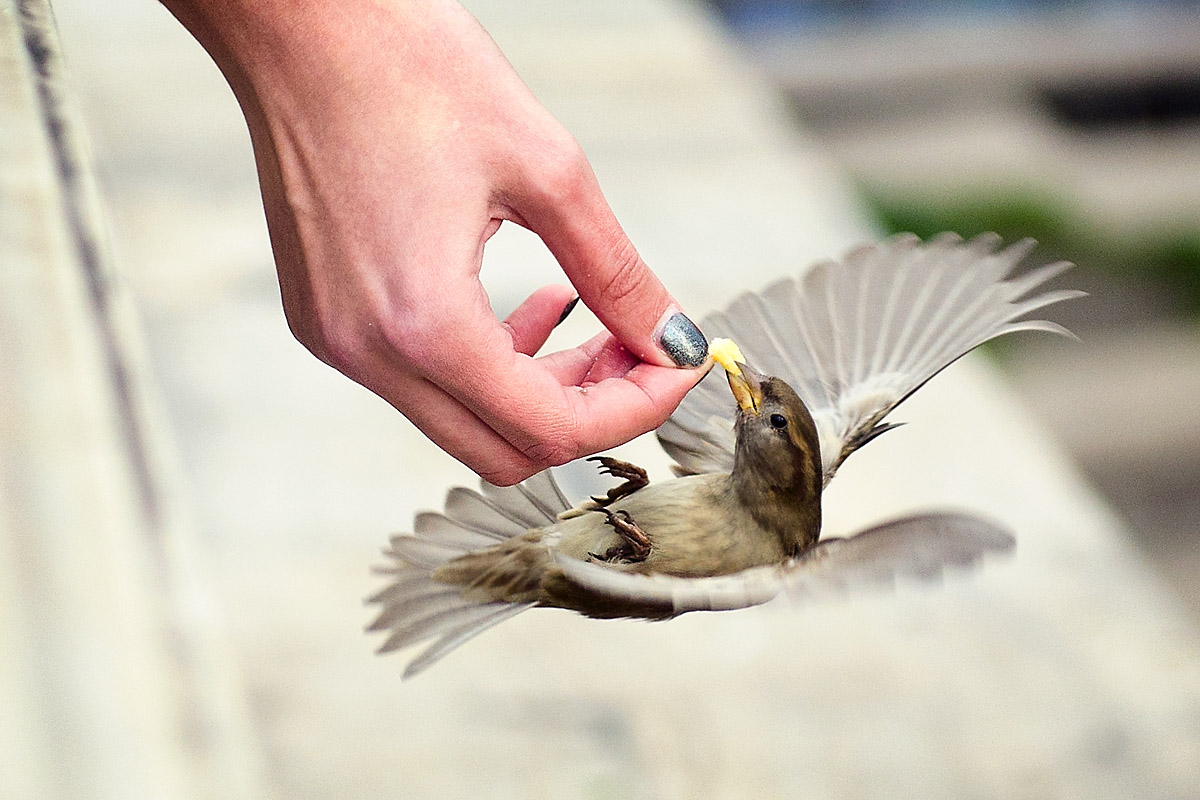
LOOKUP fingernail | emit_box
[657,311,708,367]
[555,295,580,328]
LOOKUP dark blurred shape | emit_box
[706,0,1200,37]
[1042,73,1200,129]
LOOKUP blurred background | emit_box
[707,0,1200,614]
[5,0,1200,797]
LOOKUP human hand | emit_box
[161,0,708,484]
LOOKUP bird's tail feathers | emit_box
[367,472,570,678]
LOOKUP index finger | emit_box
[508,141,709,371]
[414,310,704,468]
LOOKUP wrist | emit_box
[160,0,459,121]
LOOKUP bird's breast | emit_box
[549,473,789,578]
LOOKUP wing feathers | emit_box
[371,232,1069,674]
[553,556,786,614]
[553,512,1013,615]
[795,512,1015,590]
[1000,319,1079,340]
[657,233,1079,482]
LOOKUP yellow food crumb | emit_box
[708,338,745,376]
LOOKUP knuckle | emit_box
[476,463,531,488]
[283,288,437,380]
[318,327,364,375]
[375,299,455,375]
[596,240,652,309]
[521,424,581,469]
[535,136,591,206]
[376,311,422,364]
[283,299,366,376]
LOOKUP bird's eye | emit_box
[769,413,788,430]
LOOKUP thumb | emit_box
[515,148,708,369]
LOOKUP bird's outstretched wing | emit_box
[553,512,1014,616]
[657,232,1082,484]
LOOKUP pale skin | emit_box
[159,0,706,485]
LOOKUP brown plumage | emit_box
[367,233,1081,678]
[426,365,821,620]
[726,368,822,553]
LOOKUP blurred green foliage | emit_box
[862,187,1200,318]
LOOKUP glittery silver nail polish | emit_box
[658,312,708,367]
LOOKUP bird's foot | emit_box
[586,456,649,507]
[590,508,652,563]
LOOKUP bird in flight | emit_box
[367,232,1081,678]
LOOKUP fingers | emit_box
[501,284,577,356]
[536,331,639,387]
[559,361,707,456]
[213,0,706,484]
[363,367,545,486]
[417,318,704,469]
[508,137,708,370]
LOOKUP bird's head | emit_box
[720,354,823,550]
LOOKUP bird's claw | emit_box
[585,456,649,507]
[593,507,651,563]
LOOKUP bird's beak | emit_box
[726,363,764,415]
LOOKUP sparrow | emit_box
[367,232,1082,678]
